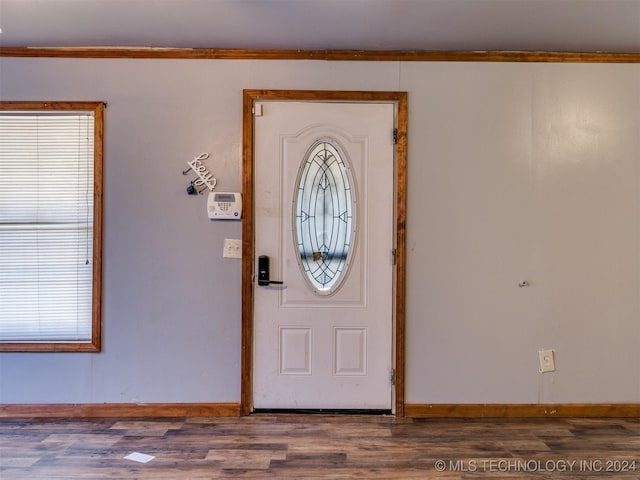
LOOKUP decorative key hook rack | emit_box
[183,152,217,195]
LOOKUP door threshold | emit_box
[253,408,392,415]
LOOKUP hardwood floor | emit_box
[1,415,638,479]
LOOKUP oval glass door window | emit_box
[293,138,357,295]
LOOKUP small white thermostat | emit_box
[208,192,242,220]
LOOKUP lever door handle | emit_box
[257,255,284,286]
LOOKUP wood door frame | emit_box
[241,90,407,416]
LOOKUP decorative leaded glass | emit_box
[293,139,356,295]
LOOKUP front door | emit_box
[243,91,406,413]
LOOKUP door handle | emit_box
[258,255,284,286]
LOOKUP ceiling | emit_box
[0,0,639,53]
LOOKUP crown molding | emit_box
[1,47,639,63]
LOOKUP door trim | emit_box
[241,90,408,416]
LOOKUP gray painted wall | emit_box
[0,58,638,404]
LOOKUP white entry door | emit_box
[253,100,395,410]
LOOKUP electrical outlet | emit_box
[223,238,242,259]
[538,349,556,373]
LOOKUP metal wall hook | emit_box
[183,152,216,195]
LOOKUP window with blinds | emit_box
[0,102,103,352]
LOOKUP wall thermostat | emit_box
[208,192,242,220]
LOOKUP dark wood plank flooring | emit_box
[1,415,639,479]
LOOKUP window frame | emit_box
[293,137,357,296]
[0,101,104,352]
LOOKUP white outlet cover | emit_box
[538,349,556,373]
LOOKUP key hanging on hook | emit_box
[187,180,207,195]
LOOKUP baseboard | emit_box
[0,402,241,418]
[3,402,637,419]
[405,403,640,418]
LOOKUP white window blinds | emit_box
[0,112,95,342]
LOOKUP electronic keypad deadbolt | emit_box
[258,255,284,286]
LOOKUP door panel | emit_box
[253,101,395,410]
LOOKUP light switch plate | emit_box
[538,349,556,373]
[223,238,242,258]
